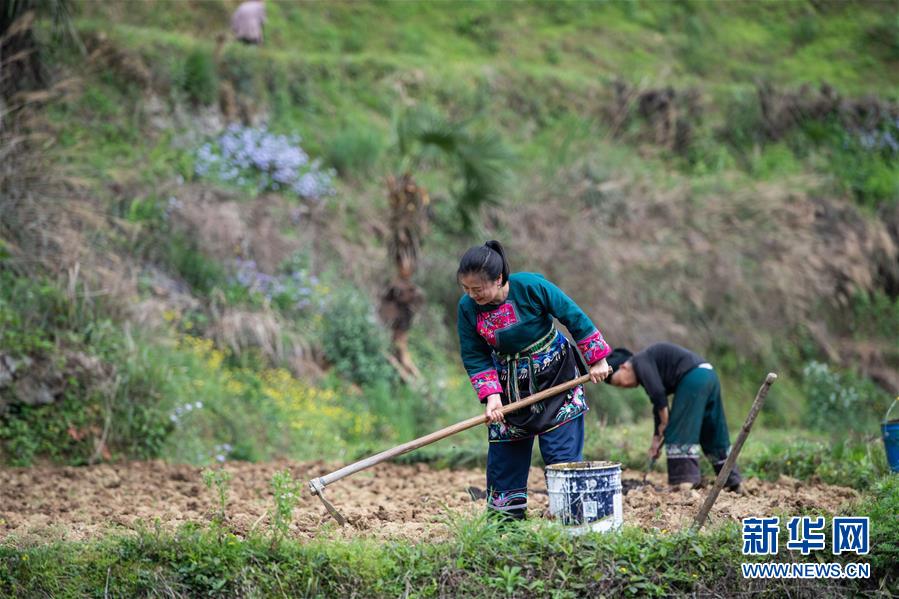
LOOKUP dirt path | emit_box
[0,460,859,543]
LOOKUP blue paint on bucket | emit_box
[883,398,899,473]
[883,422,899,473]
[545,461,622,534]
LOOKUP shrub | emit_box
[125,196,166,224]
[182,48,218,105]
[325,126,383,178]
[166,234,227,295]
[847,290,899,345]
[718,87,764,154]
[0,386,103,467]
[351,380,411,441]
[454,14,500,54]
[543,44,561,65]
[831,139,899,208]
[319,290,395,388]
[679,14,712,76]
[592,384,648,426]
[806,118,899,209]
[790,15,820,47]
[802,361,888,436]
[749,142,801,179]
[865,15,899,60]
[684,135,737,175]
[0,270,58,355]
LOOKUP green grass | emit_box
[74,1,899,95]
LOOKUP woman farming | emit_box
[605,342,743,492]
[457,241,612,519]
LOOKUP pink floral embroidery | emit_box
[577,330,611,365]
[476,302,518,346]
[470,369,502,401]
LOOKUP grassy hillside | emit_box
[1,0,897,474]
[79,1,899,92]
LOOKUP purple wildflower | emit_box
[194,126,336,200]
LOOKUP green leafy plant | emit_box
[743,438,889,490]
[165,235,227,295]
[865,14,899,60]
[454,13,500,54]
[181,48,218,105]
[320,290,395,387]
[802,361,888,436]
[394,105,511,228]
[490,564,528,595]
[269,469,302,543]
[860,475,899,577]
[326,126,383,178]
[0,0,80,98]
[201,467,233,525]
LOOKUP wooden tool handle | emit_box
[311,373,593,490]
[692,372,777,530]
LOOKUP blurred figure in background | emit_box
[231,0,266,46]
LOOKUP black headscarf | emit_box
[604,347,633,384]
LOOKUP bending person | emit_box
[457,240,612,520]
[606,342,743,492]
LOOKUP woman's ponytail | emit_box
[457,240,510,284]
[484,240,509,284]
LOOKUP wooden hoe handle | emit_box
[309,373,593,494]
[692,372,777,530]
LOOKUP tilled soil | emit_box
[0,460,859,543]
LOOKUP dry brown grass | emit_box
[0,111,144,325]
[208,307,322,378]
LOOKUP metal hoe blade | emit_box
[309,477,347,526]
[642,456,656,484]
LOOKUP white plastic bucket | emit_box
[545,461,623,535]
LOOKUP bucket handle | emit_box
[885,396,899,423]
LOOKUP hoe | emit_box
[309,374,593,525]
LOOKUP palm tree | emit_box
[379,107,510,381]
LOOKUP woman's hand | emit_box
[485,394,504,423]
[589,358,612,383]
[648,435,663,460]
